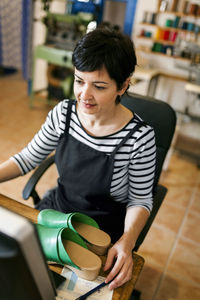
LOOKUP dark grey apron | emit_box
[39,100,145,242]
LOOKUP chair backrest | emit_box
[121,93,176,250]
[121,92,177,188]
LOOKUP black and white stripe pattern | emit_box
[12,100,156,212]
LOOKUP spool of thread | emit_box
[142,11,153,24]
[146,12,153,24]
[194,25,200,34]
[182,21,188,30]
[162,45,167,54]
[151,13,157,24]
[163,30,170,40]
[155,43,162,52]
[189,3,198,15]
[172,16,180,28]
[155,28,164,40]
[159,0,168,12]
[140,29,145,36]
[160,44,166,54]
[152,42,162,52]
[182,1,189,14]
[169,31,178,42]
[145,31,152,38]
[170,0,178,12]
[154,28,161,39]
[165,19,173,27]
[142,11,148,23]
[187,22,195,31]
[152,43,157,52]
[157,28,164,39]
[145,12,157,24]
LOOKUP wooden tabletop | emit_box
[0,193,144,300]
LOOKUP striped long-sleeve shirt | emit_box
[12,99,156,212]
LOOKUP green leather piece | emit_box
[37,209,69,228]
[37,209,99,231]
[67,212,99,230]
[57,227,88,269]
[35,224,88,270]
[36,224,61,263]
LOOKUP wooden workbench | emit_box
[0,193,144,300]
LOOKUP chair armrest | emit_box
[22,155,55,202]
[134,184,167,251]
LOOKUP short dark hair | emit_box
[72,28,137,91]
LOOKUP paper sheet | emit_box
[56,267,113,300]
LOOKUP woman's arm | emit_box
[0,100,67,184]
[104,125,156,289]
[104,206,149,289]
[0,159,22,183]
[11,101,65,176]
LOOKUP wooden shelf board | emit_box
[136,48,191,62]
[137,36,175,45]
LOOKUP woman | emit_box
[0,28,156,289]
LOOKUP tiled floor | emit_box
[135,155,200,300]
[1,72,200,299]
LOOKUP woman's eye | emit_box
[75,79,83,85]
[95,85,105,90]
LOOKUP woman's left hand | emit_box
[103,206,149,289]
[103,235,134,290]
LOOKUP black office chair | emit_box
[22,92,176,252]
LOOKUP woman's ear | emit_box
[118,77,131,96]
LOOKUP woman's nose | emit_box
[81,85,92,100]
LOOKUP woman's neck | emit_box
[76,103,133,137]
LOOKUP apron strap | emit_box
[64,99,74,135]
[64,101,146,157]
[111,121,146,157]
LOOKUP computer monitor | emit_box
[0,207,57,300]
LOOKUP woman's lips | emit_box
[82,102,96,109]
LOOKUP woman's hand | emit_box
[103,234,134,290]
[103,206,150,290]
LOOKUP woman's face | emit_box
[74,67,127,116]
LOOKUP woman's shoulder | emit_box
[51,99,76,116]
[125,113,155,147]
[46,99,76,135]
[128,113,154,133]
[55,98,74,109]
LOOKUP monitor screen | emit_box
[0,207,57,300]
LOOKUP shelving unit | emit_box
[136,0,200,61]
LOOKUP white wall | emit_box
[103,1,126,29]
[32,1,47,91]
[33,0,66,91]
